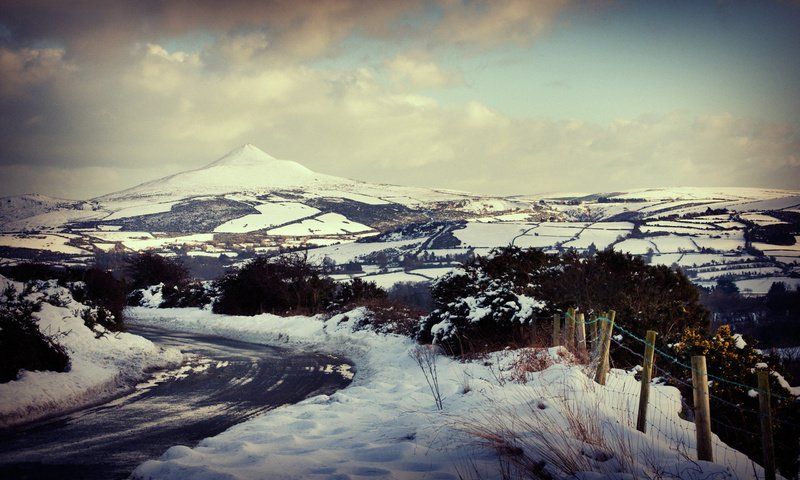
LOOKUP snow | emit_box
[312,190,391,206]
[454,222,535,247]
[736,277,800,295]
[104,201,180,221]
[214,203,321,233]
[122,233,215,251]
[126,307,770,480]
[99,144,341,200]
[359,271,432,288]
[305,239,423,265]
[563,228,628,250]
[614,238,658,255]
[0,233,90,255]
[0,276,182,428]
[650,234,699,253]
[267,213,373,236]
[755,238,800,252]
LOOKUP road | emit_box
[0,323,354,480]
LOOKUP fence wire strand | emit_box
[543,310,800,478]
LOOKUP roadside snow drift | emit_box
[0,275,182,428]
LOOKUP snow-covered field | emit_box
[214,202,321,233]
[125,307,767,480]
[0,233,90,255]
[267,212,373,236]
[0,275,182,428]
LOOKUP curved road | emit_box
[0,324,354,480]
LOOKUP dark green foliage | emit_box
[541,249,710,342]
[125,252,190,290]
[213,254,336,316]
[388,281,433,312]
[702,281,800,349]
[70,268,127,332]
[1,263,127,331]
[0,286,70,383]
[333,298,426,337]
[420,246,709,357]
[334,278,387,307]
[420,246,551,355]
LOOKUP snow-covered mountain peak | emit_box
[204,144,310,174]
[98,144,339,201]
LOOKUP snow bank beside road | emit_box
[0,276,182,428]
[130,307,762,480]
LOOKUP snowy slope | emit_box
[0,194,77,223]
[97,144,341,201]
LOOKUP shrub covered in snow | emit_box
[420,246,710,358]
[0,274,181,427]
[419,247,549,355]
[0,282,70,382]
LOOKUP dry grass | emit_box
[454,373,651,479]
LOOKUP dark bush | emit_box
[333,278,387,307]
[160,281,215,309]
[419,246,710,357]
[333,298,426,336]
[419,246,551,355]
[0,286,70,383]
[1,264,128,331]
[388,281,433,312]
[540,249,710,346]
[125,252,190,290]
[213,254,336,316]
[69,268,127,332]
[672,326,800,479]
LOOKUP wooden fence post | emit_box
[552,313,560,347]
[691,355,713,462]
[758,369,776,480]
[594,310,615,385]
[565,307,576,351]
[636,330,657,433]
[576,312,587,357]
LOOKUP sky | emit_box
[1,0,799,200]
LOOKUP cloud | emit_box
[0,40,796,199]
[434,0,578,48]
[0,0,582,63]
[0,47,72,99]
[386,52,463,89]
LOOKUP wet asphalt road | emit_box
[0,323,353,480]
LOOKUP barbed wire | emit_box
[559,310,800,404]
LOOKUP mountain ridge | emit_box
[96,144,345,201]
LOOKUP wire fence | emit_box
[543,310,800,479]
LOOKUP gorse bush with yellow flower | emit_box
[671,325,799,478]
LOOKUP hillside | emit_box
[0,145,798,296]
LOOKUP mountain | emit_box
[98,144,338,201]
[0,144,540,234]
[0,194,85,224]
